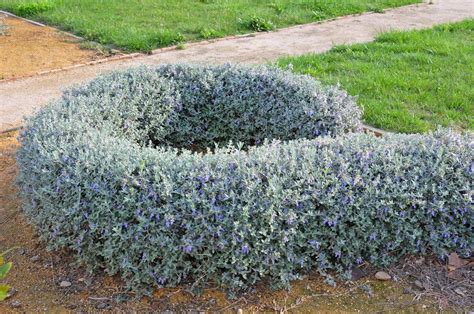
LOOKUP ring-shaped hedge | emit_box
[17,64,472,295]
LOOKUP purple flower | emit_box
[335,251,341,258]
[196,175,210,184]
[308,240,320,249]
[229,162,237,171]
[147,189,158,200]
[165,218,174,228]
[90,183,100,192]
[241,245,249,254]
[369,233,377,241]
[323,217,337,227]
[356,257,363,264]
[152,272,167,285]
[183,245,193,253]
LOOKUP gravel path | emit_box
[1,0,473,132]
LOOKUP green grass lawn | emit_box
[278,20,474,133]
[0,0,419,51]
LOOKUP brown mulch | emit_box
[390,255,473,311]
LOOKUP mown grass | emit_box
[0,0,420,51]
[278,20,474,133]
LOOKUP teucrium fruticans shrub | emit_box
[16,64,472,296]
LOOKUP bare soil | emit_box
[0,131,463,313]
[0,15,99,80]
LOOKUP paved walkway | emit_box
[1,0,473,132]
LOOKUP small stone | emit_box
[59,280,72,288]
[30,255,40,262]
[375,271,391,281]
[10,300,21,308]
[237,309,243,314]
[95,302,109,310]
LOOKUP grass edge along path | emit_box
[278,19,474,134]
[0,0,421,52]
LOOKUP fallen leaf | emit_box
[351,267,366,281]
[447,253,468,271]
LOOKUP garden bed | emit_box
[2,62,473,311]
[16,64,472,297]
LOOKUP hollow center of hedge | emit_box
[70,65,361,152]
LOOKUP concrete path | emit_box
[1,0,473,132]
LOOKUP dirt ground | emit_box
[1,131,463,313]
[0,14,100,80]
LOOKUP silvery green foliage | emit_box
[56,64,361,149]
[153,64,361,147]
[16,64,472,296]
